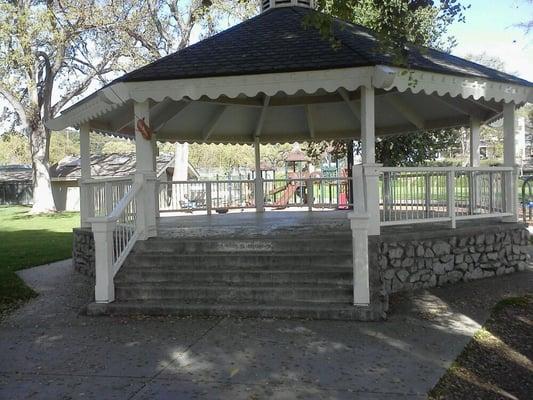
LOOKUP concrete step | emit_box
[115,283,352,303]
[127,253,352,269]
[115,269,352,285]
[133,237,353,255]
[87,300,384,321]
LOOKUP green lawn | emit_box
[0,206,79,315]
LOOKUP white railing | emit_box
[83,177,133,218]
[88,178,143,303]
[158,180,255,213]
[263,177,352,210]
[158,177,352,213]
[378,166,515,226]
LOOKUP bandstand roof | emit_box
[47,5,533,144]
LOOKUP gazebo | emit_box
[47,0,533,318]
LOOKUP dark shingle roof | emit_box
[0,165,32,182]
[117,6,531,87]
[50,154,175,180]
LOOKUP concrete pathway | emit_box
[0,260,531,400]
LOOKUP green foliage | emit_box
[308,0,468,62]
[307,129,461,167]
[0,132,30,165]
[0,206,79,313]
[189,143,254,173]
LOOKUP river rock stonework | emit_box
[374,224,530,294]
[73,228,95,278]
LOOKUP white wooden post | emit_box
[470,117,481,214]
[93,220,116,303]
[79,123,93,227]
[254,138,265,212]
[470,117,481,167]
[349,165,370,306]
[447,168,456,228]
[104,182,113,215]
[307,178,314,211]
[361,86,380,235]
[206,182,212,215]
[134,101,158,238]
[503,102,518,221]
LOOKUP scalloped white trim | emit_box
[46,65,532,131]
[382,66,531,104]
[110,67,374,103]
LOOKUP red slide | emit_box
[274,184,299,207]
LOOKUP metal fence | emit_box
[0,181,33,205]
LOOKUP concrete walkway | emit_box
[1,261,531,400]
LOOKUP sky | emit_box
[448,0,532,81]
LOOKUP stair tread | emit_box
[118,268,351,273]
[116,282,352,289]
[87,300,384,321]
[131,252,352,257]
[108,299,357,308]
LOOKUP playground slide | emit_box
[274,184,299,207]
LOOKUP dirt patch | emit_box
[429,295,533,400]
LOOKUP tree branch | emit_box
[0,82,29,130]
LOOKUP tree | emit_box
[308,1,468,58]
[515,0,533,34]
[307,130,460,167]
[0,0,136,212]
[116,0,259,186]
[306,0,467,167]
[0,1,258,213]
[0,132,31,165]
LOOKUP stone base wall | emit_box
[73,228,95,278]
[373,223,530,294]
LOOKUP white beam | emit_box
[503,103,516,166]
[305,104,316,139]
[503,102,518,221]
[361,87,375,164]
[203,106,228,141]
[153,101,191,132]
[470,117,481,167]
[79,122,92,227]
[338,88,361,121]
[134,101,157,238]
[361,86,380,236]
[431,95,487,122]
[254,137,265,212]
[385,95,425,129]
[254,96,270,138]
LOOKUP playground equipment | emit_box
[267,144,350,209]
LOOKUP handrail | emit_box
[164,179,254,185]
[83,176,134,184]
[379,166,514,173]
[87,182,142,223]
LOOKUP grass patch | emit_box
[429,295,533,400]
[0,206,79,316]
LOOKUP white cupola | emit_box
[261,0,315,13]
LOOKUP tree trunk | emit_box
[29,118,56,213]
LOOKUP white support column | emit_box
[254,138,265,212]
[93,220,116,303]
[470,117,481,167]
[134,101,158,238]
[503,102,518,221]
[79,123,93,228]
[361,86,380,235]
[349,165,370,306]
